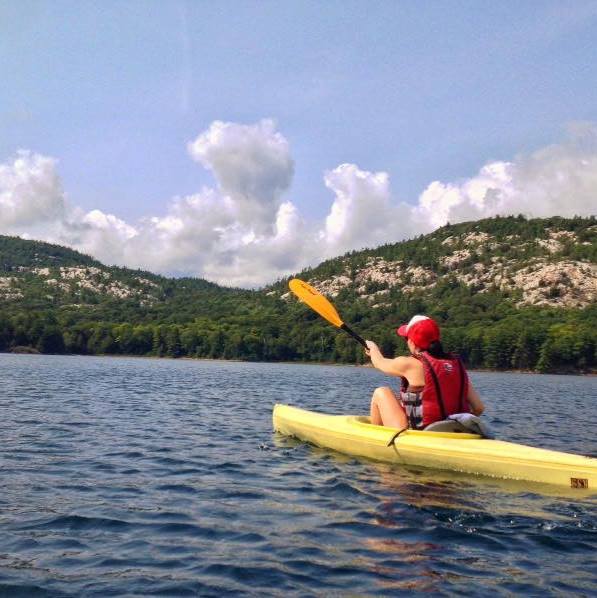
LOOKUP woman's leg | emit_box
[370,386,408,429]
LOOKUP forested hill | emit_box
[1,215,596,373]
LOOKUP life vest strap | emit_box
[418,353,448,420]
[456,358,466,412]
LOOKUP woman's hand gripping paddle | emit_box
[288,279,367,348]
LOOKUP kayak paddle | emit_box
[288,278,367,348]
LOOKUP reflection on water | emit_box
[0,354,596,596]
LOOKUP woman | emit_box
[365,315,484,429]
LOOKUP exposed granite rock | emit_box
[510,261,595,308]
[0,276,23,300]
[291,227,595,308]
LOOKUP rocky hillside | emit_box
[272,216,596,310]
[0,235,245,322]
[0,264,160,305]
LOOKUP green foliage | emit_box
[0,216,596,373]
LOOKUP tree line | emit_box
[1,305,594,373]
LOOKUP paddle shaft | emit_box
[340,323,367,348]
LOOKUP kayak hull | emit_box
[273,404,597,490]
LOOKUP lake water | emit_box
[1,354,596,596]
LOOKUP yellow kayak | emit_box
[273,404,597,490]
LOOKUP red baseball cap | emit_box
[396,315,440,350]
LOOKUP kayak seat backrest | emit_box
[424,419,470,433]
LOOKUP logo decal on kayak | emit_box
[570,477,589,489]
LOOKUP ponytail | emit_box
[426,340,450,359]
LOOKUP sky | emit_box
[1,0,597,287]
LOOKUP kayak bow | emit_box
[273,404,597,490]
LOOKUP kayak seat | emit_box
[424,419,470,433]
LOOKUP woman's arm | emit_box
[467,384,485,416]
[366,340,411,377]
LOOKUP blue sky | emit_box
[1,1,597,286]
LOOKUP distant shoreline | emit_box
[2,349,595,376]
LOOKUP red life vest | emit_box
[416,352,470,426]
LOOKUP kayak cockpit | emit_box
[348,415,482,440]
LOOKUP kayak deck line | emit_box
[273,404,597,490]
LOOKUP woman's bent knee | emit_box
[371,387,407,429]
[373,386,393,398]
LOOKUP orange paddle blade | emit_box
[288,279,344,328]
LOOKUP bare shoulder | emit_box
[390,355,420,376]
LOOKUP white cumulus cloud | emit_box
[414,123,597,231]
[321,163,411,254]
[0,151,67,229]
[187,119,294,234]
[1,121,596,287]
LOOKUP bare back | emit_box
[398,355,426,388]
[371,353,425,387]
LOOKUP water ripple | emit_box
[0,355,596,596]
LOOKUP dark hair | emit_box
[426,340,450,359]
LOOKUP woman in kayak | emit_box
[365,315,484,429]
